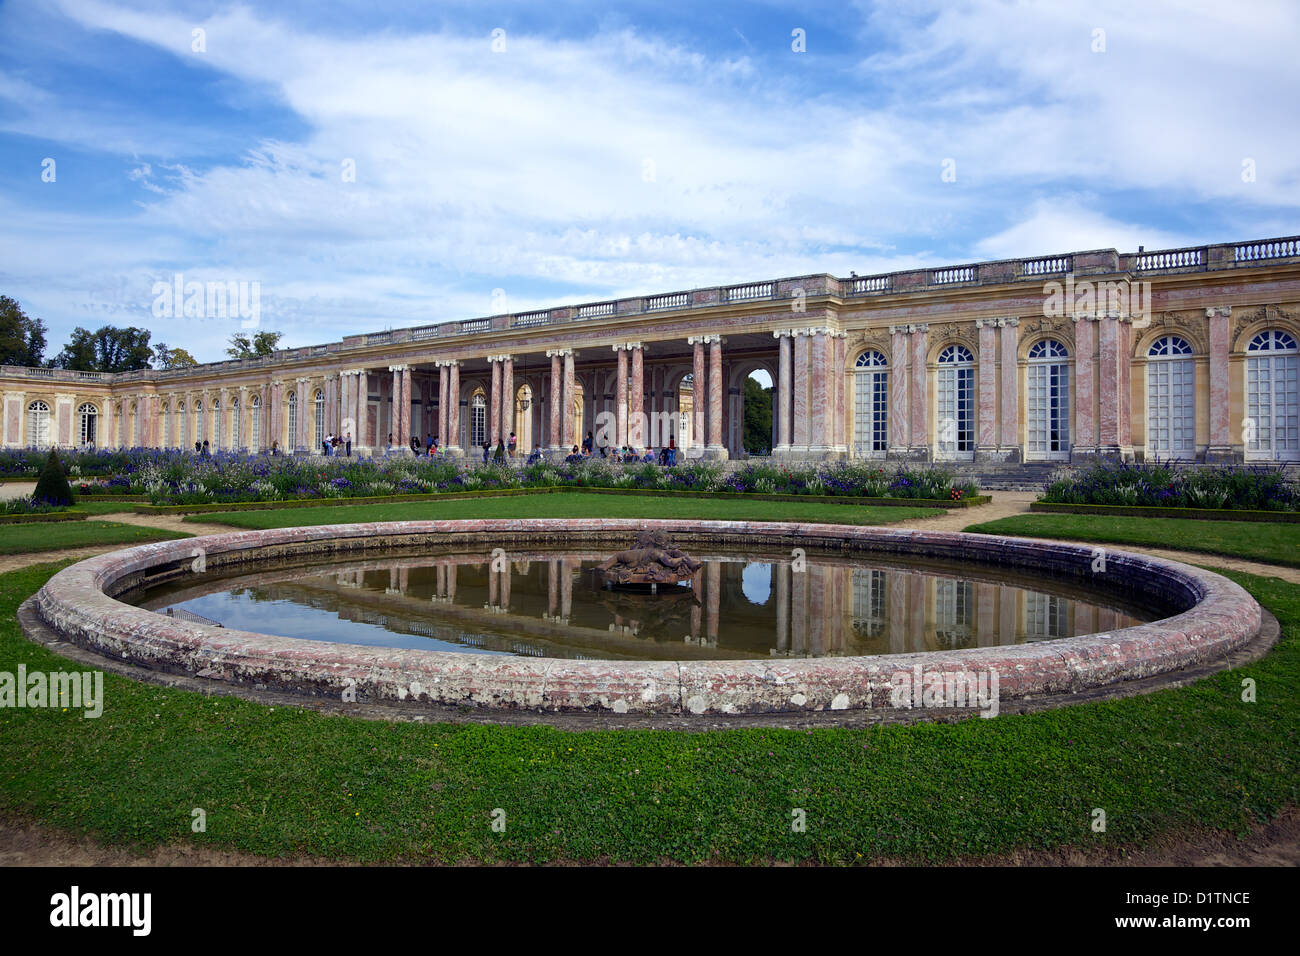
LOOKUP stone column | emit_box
[217,387,228,451]
[237,386,248,451]
[774,330,793,454]
[548,351,563,452]
[563,350,575,449]
[489,356,502,446]
[999,319,1020,454]
[791,330,809,453]
[388,365,411,451]
[976,319,998,456]
[808,328,828,456]
[889,326,909,452]
[502,355,514,450]
[833,331,848,456]
[1096,314,1129,458]
[707,336,726,459]
[296,378,309,452]
[1206,306,1233,461]
[629,343,644,449]
[909,325,929,457]
[1073,316,1096,456]
[690,337,705,453]
[445,362,460,455]
[614,344,629,447]
[775,563,790,654]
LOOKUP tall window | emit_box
[26,401,50,447]
[1146,336,1195,459]
[1026,339,1070,460]
[1023,593,1067,641]
[1246,330,1299,461]
[852,350,889,458]
[249,396,261,453]
[212,398,222,451]
[851,568,887,639]
[131,403,140,446]
[230,397,241,450]
[177,401,188,449]
[286,392,297,450]
[195,400,205,447]
[314,389,325,448]
[936,345,974,459]
[471,390,486,447]
[933,579,973,648]
[77,403,98,447]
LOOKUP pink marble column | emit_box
[707,337,724,455]
[437,364,449,445]
[792,331,809,450]
[809,330,828,453]
[489,358,502,446]
[548,351,562,450]
[977,320,998,452]
[1207,306,1232,458]
[890,327,909,451]
[691,338,705,451]
[1074,318,1095,453]
[706,561,720,644]
[400,366,411,448]
[445,363,459,452]
[1097,316,1123,455]
[630,345,644,448]
[833,332,847,454]
[999,319,1019,451]
[615,345,628,447]
[562,351,575,449]
[775,331,792,451]
[909,326,929,453]
[775,563,790,653]
[502,356,514,449]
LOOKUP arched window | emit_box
[936,345,974,459]
[1146,336,1195,459]
[1026,339,1070,460]
[853,350,888,457]
[195,399,205,447]
[314,389,325,449]
[230,397,241,450]
[249,396,261,453]
[286,391,297,450]
[26,401,50,447]
[77,403,98,447]
[470,390,487,448]
[1246,330,1299,461]
[212,398,222,451]
[177,400,188,449]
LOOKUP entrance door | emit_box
[1246,330,1299,461]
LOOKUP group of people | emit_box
[558,432,678,465]
[321,433,352,456]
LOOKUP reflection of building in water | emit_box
[852,569,887,639]
[932,579,973,648]
[1023,592,1067,641]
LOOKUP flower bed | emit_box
[1040,460,1300,512]
[1,450,979,507]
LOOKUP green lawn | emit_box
[0,520,190,556]
[963,513,1300,568]
[191,492,937,530]
[73,500,144,516]
[0,555,1294,864]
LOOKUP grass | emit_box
[963,514,1300,569]
[0,555,1294,864]
[0,520,190,556]
[190,492,937,530]
[71,500,145,516]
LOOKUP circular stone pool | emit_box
[32,519,1264,717]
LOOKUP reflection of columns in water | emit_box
[488,566,498,607]
[791,563,808,655]
[387,566,399,594]
[976,582,995,648]
[446,563,457,603]
[908,573,926,652]
[561,557,575,620]
[435,563,446,600]
[1097,607,1119,632]
[807,565,824,656]
[775,563,790,654]
[706,561,720,644]
[888,571,908,654]
[548,560,558,618]
[499,564,511,610]
[999,586,1017,645]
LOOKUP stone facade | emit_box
[3,235,1299,465]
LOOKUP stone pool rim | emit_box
[34,519,1263,716]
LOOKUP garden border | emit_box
[1031,502,1300,522]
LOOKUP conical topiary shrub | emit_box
[33,448,75,507]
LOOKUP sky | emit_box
[1,0,1297,363]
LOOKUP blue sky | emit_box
[1,0,1297,362]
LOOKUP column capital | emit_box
[387,364,410,372]
[687,334,724,346]
[295,376,310,384]
[545,348,573,358]
[907,323,929,334]
[772,328,795,339]
[1206,306,1232,318]
[486,353,512,363]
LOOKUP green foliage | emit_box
[0,295,47,367]
[1042,460,1300,511]
[226,330,283,360]
[50,325,153,372]
[742,376,772,456]
[32,448,74,506]
[152,342,199,369]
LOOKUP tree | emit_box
[0,296,48,367]
[742,376,773,455]
[153,343,199,369]
[51,325,153,372]
[33,448,74,506]
[226,330,282,360]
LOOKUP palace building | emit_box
[2,235,1298,466]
